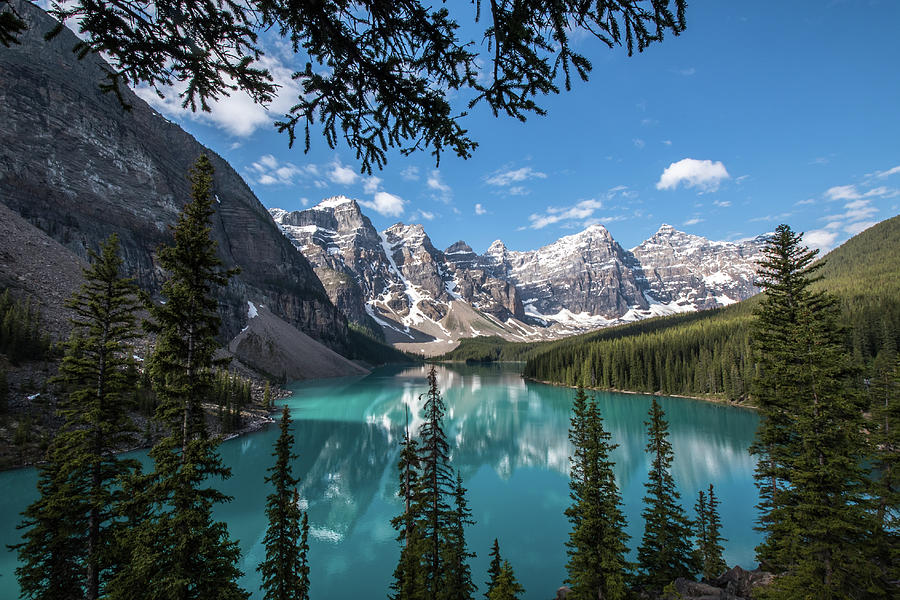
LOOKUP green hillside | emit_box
[443,216,900,402]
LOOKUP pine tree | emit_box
[751,225,888,598]
[694,485,726,581]
[390,402,425,600]
[636,397,698,593]
[565,386,630,600]
[15,234,142,600]
[390,367,474,600]
[418,365,456,599]
[487,561,524,600]
[484,539,502,600]
[441,472,476,600]
[258,405,309,600]
[750,224,823,571]
[106,155,246,600]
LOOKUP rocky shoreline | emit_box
[0,358,295,472]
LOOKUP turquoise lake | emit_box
[0,363,761,599]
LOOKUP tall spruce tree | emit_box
[441,472,476,600]
[565,386,630,600]
[694,484,726,581]
[106,155,246,600]
[750,223,823,570]
[484,539,502,600]
[15,234,142,600]
[636,397,697,593]
[390,367,475,600]
[418,365,456,599]
[751,224,887,598]
[258,404,310,600]
[390,401,425,600]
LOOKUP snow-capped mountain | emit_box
[270,198,766,353]
[271,198,545,351]
[631,224,766,312]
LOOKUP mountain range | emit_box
[271,197,766,354]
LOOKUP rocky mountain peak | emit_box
[446,240,473,254]
[487,240,507,254]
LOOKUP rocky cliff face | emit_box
[481,225,649,323]
[631,224,765,310]
[0,0,348,348]
[273,198,765,353]
[270,200,544,351]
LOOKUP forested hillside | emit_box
[470,217,900,401]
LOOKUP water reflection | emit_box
[0,363,760,600]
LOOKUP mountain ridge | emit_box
[270,197,767,354]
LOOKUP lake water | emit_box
[0,363,761,599]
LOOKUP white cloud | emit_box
[633,138,646,149]
[804,229,840,253]
[863,186,900,199]
[300,197,310,206]
[247,154,310,186]
[527,199,603,229]
[684,217,704,226]
[427,170,451,193]
[134,53,303,138]
[656,158,730,192]
[662,140,673,146]
[359,191,406,217]
[508,186,529,196]
[485,166,547,187]
[713,200,731,207]
[401,166,421,181]
[475,203,487,215]
[872,165,900,179]
[363,176,382,194]
[413,210,435,221]
[824,198,878,224]
[795,198,816,205]
[605,185,638,200]
[844,220,877,235]
[825,185,860,201]
[328,160,358,185]
[427,170,452,203]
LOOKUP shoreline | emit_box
[523,376,759,411]
[0,382,295,473]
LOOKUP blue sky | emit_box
[135,0,900,254]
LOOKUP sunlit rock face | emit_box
[273,200,765,351]
[631,224,766,311]
[271,202,541,349]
